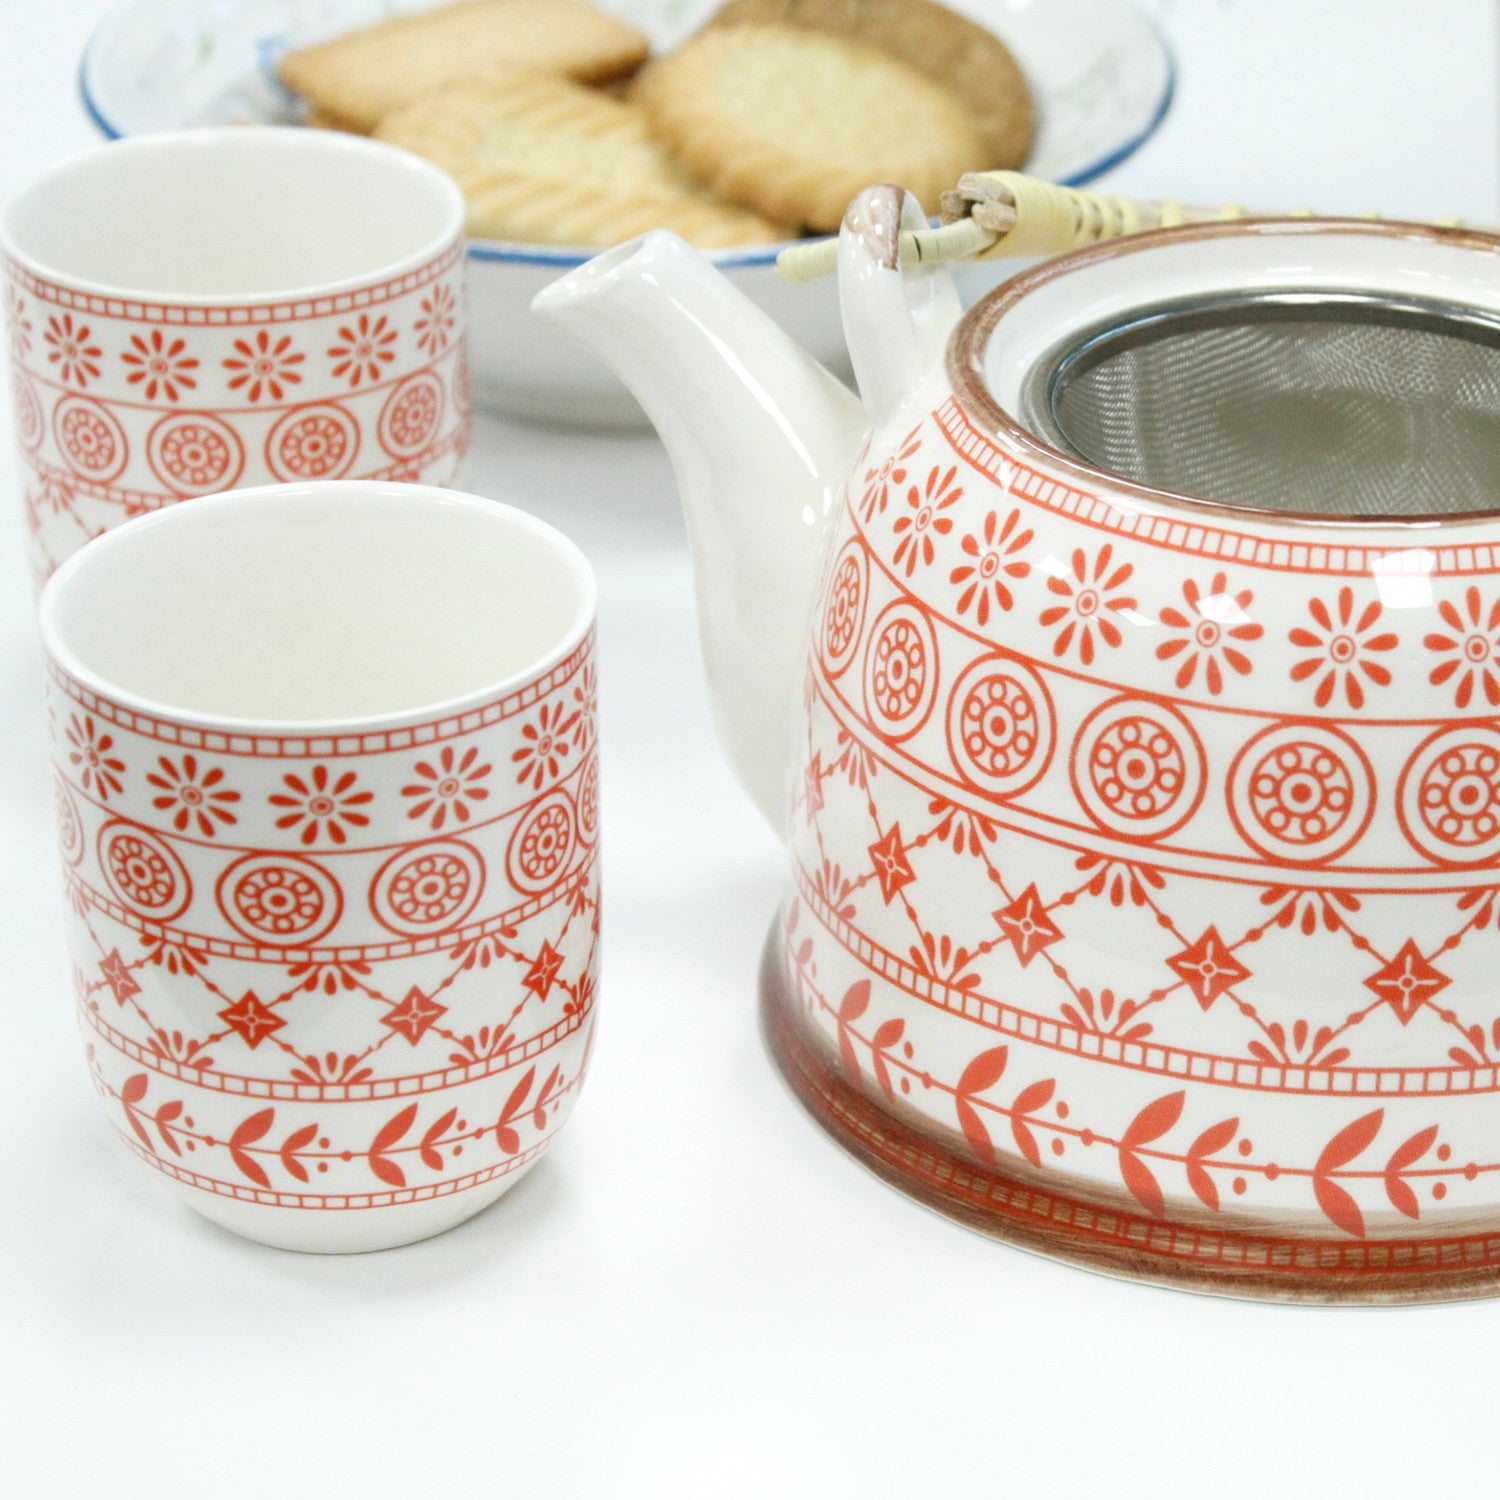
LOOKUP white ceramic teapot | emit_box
[536,189,1500,1301]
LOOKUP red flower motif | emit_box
[381,987,448,1044]
[66,713,124,800]
[44,313,101,388]
[992,883,1063,968]
[218,991,286,1049]
[6,285,32,358]
[950,506,1031,624]
[413,284,457,357]
[145,753,240,836]
[512,700,579,790]
[1166,926,1251,1010]
[1289,587,1398,709]
[1425,587,1500,709]
[98,949,141,1006]
[1157,572,1263,694]
[802,751,826,819]
[222,329,304,403]
[522,941,565,1001]
[268,764,373,845]
[570,661,596,750]
[1038,544,1135,665]
[328,312,397,387]
[121,328,199,402]
[401,743,491,830]
[891,464,961,576]
[868,822,917,904]
[860,428,921,522]
[1363,939,1451,1025]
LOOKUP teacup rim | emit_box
[38,481,598,739]
[0,125,467,308]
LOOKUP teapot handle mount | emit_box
[837,185,963,428]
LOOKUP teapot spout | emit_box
[534,232,867,835]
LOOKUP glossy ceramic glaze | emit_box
[538,197,1500,1299]
[2,129,468,590]
[39,483,598,1252]
[77,0,1173,425]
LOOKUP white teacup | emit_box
[40,482,598,1252]
[3,129,469,589]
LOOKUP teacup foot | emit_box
[153,1157,542,1254]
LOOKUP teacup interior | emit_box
[44,486,592,724]
[3,130,460,297]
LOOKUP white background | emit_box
[1,2,1498,1495]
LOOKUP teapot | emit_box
[536,188,1500,1302]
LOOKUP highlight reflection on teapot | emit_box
[538,187,1500,1302]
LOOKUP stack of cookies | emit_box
[276,0,1034,247]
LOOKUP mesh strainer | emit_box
[779,175,1500,518]
[1016,290,1500,518]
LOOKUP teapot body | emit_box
[773,221,1500,1296]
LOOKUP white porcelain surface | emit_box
[78,0,1173,425]
[38,483,598,1252]
[540,189,1500,1275]
[535,232,865,825]
[2,128,468,586]
[8,0,1500,1491]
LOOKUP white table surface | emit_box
[2,3,1498,1495]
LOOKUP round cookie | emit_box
[633,23,989,231]
[376,73,788,248]
[278,0,651,135]
[703,0,1033,172]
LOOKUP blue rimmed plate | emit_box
[80,0,1174,424]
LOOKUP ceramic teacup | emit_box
[3,128,469,590]
[39,481,598,1252]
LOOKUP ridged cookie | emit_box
[633,24,988,230]
[703,0,1032,170]
[374,73,789,247]
[278,0,651,134]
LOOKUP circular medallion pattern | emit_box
[97,820,192,922]
[862,600,939,742]
[265,402,360,481]
[1228,723,1375,864]
[945,653,1054,798]
[1071,696,1206,841]
[576,757,599,844]
[217,853,343,945]
[821,542,868,676]
[12,372,42,452]
[377,371,443,458]
[53,395,127,484]
[1398,725,1500,866]
[54,774,84,866]
[370,840,484,936]
[146,411,245,495]
[507,794,576,895]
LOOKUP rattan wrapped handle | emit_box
[773,170,1445,282]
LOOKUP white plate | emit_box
[79,0,1174,426]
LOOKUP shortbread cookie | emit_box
[703,0,1032,170]
[278,0,651,134]
[303,107,363,133]
[374,73,788,247]
[632,24,988,230]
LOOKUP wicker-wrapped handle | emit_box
[779,170,1302,283]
